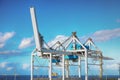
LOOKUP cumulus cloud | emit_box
[0,43,5,48]
[79,28,120,42]
[47,35,68,47]
[92,28,120,42]
[0,62,17,68]
[22,63,30,70]
[104,63,118,70]
[0,62,8,68]
[0,62,13,70]
[18,37,34,49]
[0,32,15,48]
[6,67,13,71]
[0,50,20,54]
[47,28,120,46]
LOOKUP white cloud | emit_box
[6,67,13,71]
[47,28,120,45]
[48,35,68,47]
[0,43,4,48]
[22,63,30,70]
[89,65,99,70]
[0,50,20,54]
[81,28,120,42]
[18,37,34,49]
[34,67,39,70]
[92,28,120,41]
[104,63,118,70]
[0,32,15,48]
[0,62,8,68]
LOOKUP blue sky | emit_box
[0,0,120,76]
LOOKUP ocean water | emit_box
[0,75,30,80]
[0,75,119,80]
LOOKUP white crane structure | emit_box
[30,7,113,80]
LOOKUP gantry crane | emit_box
[30,7,113,80]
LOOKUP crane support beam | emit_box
[62,54,65,80]
[30,7,43,56]
[49,53,52,80]
[85,50,88,80]
[78,56,81,78]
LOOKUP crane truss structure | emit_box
[30,7,113,80]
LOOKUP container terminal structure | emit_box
[30,7,113,80]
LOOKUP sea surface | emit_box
[0,75,119,80]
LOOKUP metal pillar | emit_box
[85,50,88,80]
[100,58,103,80]
[99,54,103,80]
[31,54,34,80]
[62,54,65,80]
[49,53,52,80]
[78,56,81,78]
[65,60,69,78]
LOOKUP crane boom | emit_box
[30,7,43,55]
